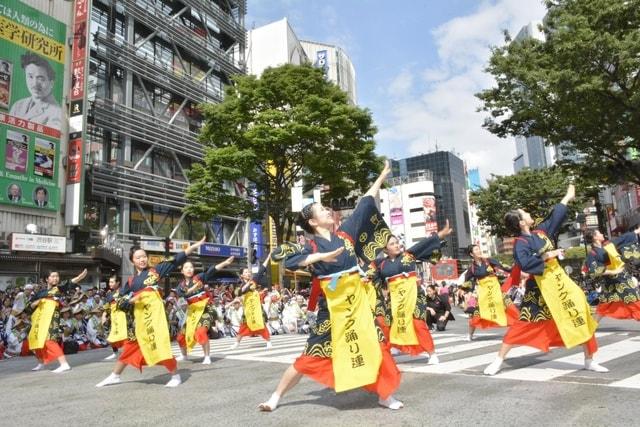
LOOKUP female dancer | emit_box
[229,254,273,350]
[463,244,519,341]
[28,268,87,373]
[484,184,607,375]
[96,237,205,388]
[259,161,403,412]
[102,275,128,361]
[372,224,453,361]
[175,256,235,363]
[585,226,640,320]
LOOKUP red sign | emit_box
[431,259,459,281]
[0,113,61,138]
[66,137,83,184]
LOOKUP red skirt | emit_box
[470,304,520,329]
[391,318,435,356]
[293,342,401,400]
[596,301,640,320]
[238,323,270,340]
[503,319,598,354]
[111,340,126,349]
[34,340,64,365]
[176,327,209,348]
[118,340,177,373]
[21,340,31,356]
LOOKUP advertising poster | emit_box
[0,0,66,211]
[423,195,438,234]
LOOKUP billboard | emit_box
[0,0,66,211]
[423,195,438,234]
[431,259,458,281]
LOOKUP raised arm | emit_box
[364,159,391,199]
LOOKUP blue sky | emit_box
[247,0,547,180]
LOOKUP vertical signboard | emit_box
[315,50,329,77]
[0,0,66,211]
[423,195,438,234]
[388,186,404,241]
[250,221,263,260]
[65,0,91,225]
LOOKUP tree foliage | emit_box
[477,0,640,185]
[185,64,380,243]
[469,167,590,238]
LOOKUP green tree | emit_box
[469,167,590,237]
[477,0,640,185]
[185,64,380,244]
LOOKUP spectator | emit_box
[426,285,455,331]
[225,299,243,335]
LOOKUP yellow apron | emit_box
[477,276,507,326]
[388,274,418,345]
[536,259,597,348]
[185,298,208,352]
[107,302,128,344]
[603,242,625,271]
[28,298,57,350]
[363,280,377,312]
[321,272,382,393]
[133,289,173,366]
[243,290,265,331]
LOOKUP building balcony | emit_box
[94,31,222,104]
[91,162,188,210]
[122,0,244,77]
[179,0,245,43]
[89,97,203,161]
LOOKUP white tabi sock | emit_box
[165,374,182,387]
[96,373,121,388]
[259,392,281,412]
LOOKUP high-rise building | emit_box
[247,18,357,104]
[513,135,556,172]
[0,0,248,286]
[391,151,471,258]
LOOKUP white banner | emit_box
[11,233,66,253]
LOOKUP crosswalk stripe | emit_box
[608,373,640,389]
[394,339,503,366]
[402,345,541,374]
[494,337,640,382]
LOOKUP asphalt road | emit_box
[1,309,639,427]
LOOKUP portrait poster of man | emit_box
[5,130,28,173]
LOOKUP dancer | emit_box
[484,184,607,375]
[175,256,235,363]
[372,224,453,361]
[102,275,128,361]
[96,237,205,388]
[259,161,403,412]
[28,268,87,373]
[585,226,640,320]
[229,254,273,350]
[463,244,519,341]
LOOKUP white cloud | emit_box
[376,0,546,182]
[388,69,414,97]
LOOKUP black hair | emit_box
[296,203,316,234]
[42,270,59,281]
[426,285,436,292]
[504,210,522,236]
[584,229,596,245]
[129,245,144,262]
[21,52,55,80]
[466,244,478,255]
[109,274,121,285]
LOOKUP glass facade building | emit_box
[391,151,471,258]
